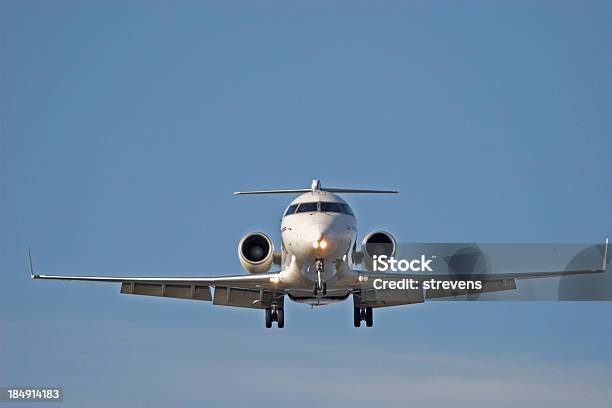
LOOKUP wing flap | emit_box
[120,282,212,301]
[356,288,424,308]
[425,278,517,299]
[213,287,281,309]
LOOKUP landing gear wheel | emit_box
[365,307,373,327]
[277,309,284,328]
[353,307,361,327]
[353,307,373,328]
[322,282,327,296]
[313,283,318,295]
[265,308,272,328]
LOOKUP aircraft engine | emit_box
[361,230,396,271]
[238,232,274,274]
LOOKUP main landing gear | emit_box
[313,258,327,296]
[265,304,284,329]
[353,307,373,328]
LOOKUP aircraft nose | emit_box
[302,224,337,255]
[305,223,334,239]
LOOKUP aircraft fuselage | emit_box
[279,191,358,303]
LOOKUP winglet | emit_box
[28,245,36,279]
[603,238,609,271]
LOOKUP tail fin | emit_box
[234,179,398,196]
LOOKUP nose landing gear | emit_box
[313,258,327,296]
[353,307,373,328]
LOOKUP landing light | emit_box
[270,276,280,284]
[312,239,328,250]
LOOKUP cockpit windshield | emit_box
[320,202,341,213]
[284,204,298,216]
[295,202,318,213]
[284,202,354,217]
[338,203,355,216]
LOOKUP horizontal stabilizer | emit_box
[321,188,398,194]
[234,189,312,195]
[234,179,398,195]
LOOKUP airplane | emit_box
[31,179,609,328]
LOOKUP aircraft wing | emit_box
[29,248,285,308]
[32,271,285,307]
[354,240,608,302]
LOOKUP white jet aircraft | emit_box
[31,179,608,328]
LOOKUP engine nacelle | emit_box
[361,230,396,271]
[238,232,274,274]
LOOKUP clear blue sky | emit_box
[1,1,611,407]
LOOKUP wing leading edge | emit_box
[31,272,283,287]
